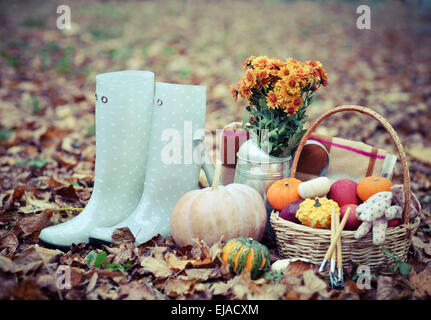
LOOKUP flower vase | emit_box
[234,139,293,200]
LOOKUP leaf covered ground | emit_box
[1,0,431,300]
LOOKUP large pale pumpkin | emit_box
[170,164,267,247]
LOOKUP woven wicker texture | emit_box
[271,211,419,268]
[271,106,420,269]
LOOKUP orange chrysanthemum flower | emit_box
[318,67,329,86]
[283,96,302,115]
[274,80,289,98]
[305,60,320,68]
[287,58,302,69]
[266,91,279,109]
[287,85,300,97]
[242,56,255,69]
[230,85,238,101]
[255,69,271,86]
[243,69,257,87]
[286,74,299,90]
[252,56,270,69]
[293,96,303,107]
[304,60,328,86]
[294,66,313,87]
[279,66,291,78]
[269,57,286,69]
[238,80,252,99]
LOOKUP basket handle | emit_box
[290,105,411,224]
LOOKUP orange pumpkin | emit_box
[357,176,393,201]
[267,177,302,210]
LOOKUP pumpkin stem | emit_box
[314,197,322,207]
[284,182,290,188]
[211,161,222,190]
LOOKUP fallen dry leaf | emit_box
[18,194,58,214]
[111,227,136,246]
[294,269,330,299]
[55,185,80,201]
[68,267,86,288]
[34,244,63,264]
[110,245,137,266]
[376,276,395,300]
[165,252,192,271]
[12,247,44,274]
[0,256,15,273]
[163,278,194,298]
[36,274,58,292]
[0,232,19,254]
[411,236,431,264]
[412,236,431,256]
[409,264,431,298]
[117,281,162,300]
[407,148,431,165]
[209,281,232,297]
[285,260,315,277]
[140,255,174,279]
[0,271,18,299]
[85,272,98,293]
[86,282,118,300]
[16,211,51,236]
[183,268,216,281]
[9,278,48,300]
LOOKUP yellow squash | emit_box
[295,197,340,229]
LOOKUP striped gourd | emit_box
[221,237,270,279]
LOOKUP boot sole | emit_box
[39,238,112,251]
[38,239,74,252]
[88,237,112,248]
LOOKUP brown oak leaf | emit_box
[111,227,136,246]
[293,269,330,299]
[0,232,19,254]
[117,281,162,300]
[140,255,174,279]
[16,211,51,236]
[409,264,431,298]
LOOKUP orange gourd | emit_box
[267,177,302,210]
[357,176,393,201]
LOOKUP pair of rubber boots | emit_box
[39,71,206,250]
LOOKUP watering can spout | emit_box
[194,139,222,187]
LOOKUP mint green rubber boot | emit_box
[89,82,206,245]
[39,71,155,249]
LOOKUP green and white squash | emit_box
[221,237,270,279]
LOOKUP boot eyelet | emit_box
[156,99,163,106]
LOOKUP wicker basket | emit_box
[270,105,420,269]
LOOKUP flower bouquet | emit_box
[231,56,328,158]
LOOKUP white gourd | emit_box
[271,259,291,273]
[298,177,331,199]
